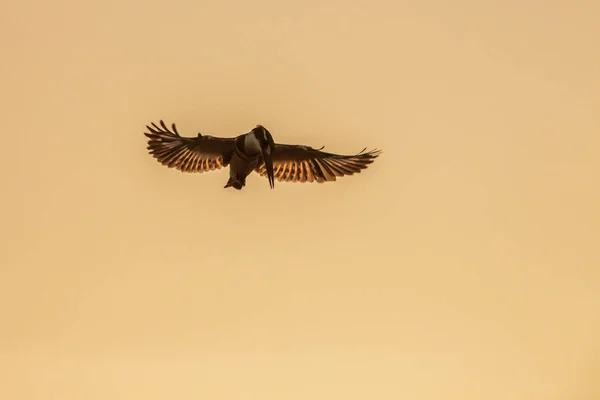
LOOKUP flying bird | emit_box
[144,120,381,190]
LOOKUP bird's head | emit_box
[252,125,276,189]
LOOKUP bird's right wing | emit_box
[254,143,382,183]
[144,120,236,173]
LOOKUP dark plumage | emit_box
[144,121,233,174]
[144,120,381,190]
[254,144,382,183]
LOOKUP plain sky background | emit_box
[1,0,599,399]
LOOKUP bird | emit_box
[143,120,382,190]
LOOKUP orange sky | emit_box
[2,0,599,399]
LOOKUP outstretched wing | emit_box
[144,120,236,174]
[254,143,382,183]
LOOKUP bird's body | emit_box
[144,120,381,190]
[225,135,264,189]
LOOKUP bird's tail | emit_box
[224,177,244,190]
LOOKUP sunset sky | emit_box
[2,0,599,399]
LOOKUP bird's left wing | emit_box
[254,143,382,183]
[144,120,236,173]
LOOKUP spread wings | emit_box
[144,120,235,173]
[254,144,382,183]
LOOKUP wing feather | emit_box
[255,143,381,183]
[144,120,235,174]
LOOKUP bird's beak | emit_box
[261,146,275,189]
